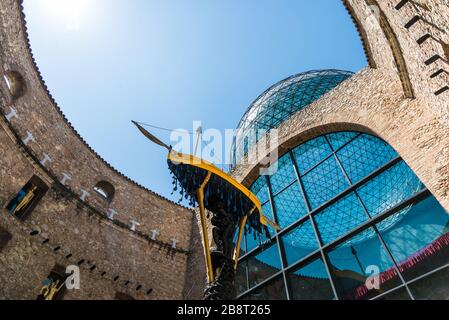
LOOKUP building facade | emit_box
[0,0,448,300]
[0,0,205,300]
[230,0,449,300]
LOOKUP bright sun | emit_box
[42,0,91,30]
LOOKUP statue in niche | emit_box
[37,265,67,300]
[5,175,49,220]
[8,185,37,216]
[37,278,65,300]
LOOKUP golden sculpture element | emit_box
[11,186,37,215]
[40,279,65,300]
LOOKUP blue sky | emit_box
[23,0,366,202]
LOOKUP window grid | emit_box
[289,149,340,299]
[327,135,414,299]
[237,132,440,300]
[238,189,431,300]
[265,175,291,300]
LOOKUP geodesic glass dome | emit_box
[231,70,353,166]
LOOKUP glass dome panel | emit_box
[232,70,353,165]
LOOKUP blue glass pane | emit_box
[377,196,449,282]
[250,176,269,205]
[315,193,368,244]
[261,202,274,224]
[282,219,318,266]
[357,161,424,217]
[337,134,397,183]
[248,244,282,289]
[326,132,358,150]
[302,156,349,209]
[292,136,332,174]
[288,258,335,300]
[273,182,308,228]
[269,154,296,195]
[327,227,402,300]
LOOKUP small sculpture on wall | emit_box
[5,175,49,220]
[37,278,65,300]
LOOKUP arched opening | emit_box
[93,181,115,203]
[236,131,449,300]
[3,70,26,99]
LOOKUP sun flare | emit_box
[42,0,91,30]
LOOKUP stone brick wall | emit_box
[0,0,202,300]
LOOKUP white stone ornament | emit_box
[107,208,118,220]
[129,219,141,231]
[79,189,90,201]
[5,107,18,122]
[60,172,72,185]
[40,153,52,166]
[149,229,160,241]
[171,238,179,249]
[22,131,36,146]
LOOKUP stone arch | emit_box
[93,180,115,203]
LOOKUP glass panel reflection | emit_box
[247,243,282,289]
[250,176,269,205]
[269,155,296,195]
[336,134,397,183]
[292,136,332,175]
[327,132,358,151]
[315,192,368,244]
[327,228,402,300]
[288,258,335,300]
[377,196,449,281]
[281,219,318,266]
[302,156,349,209]
[357,161,424,217]
[273,182,308,229]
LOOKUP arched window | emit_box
[93,181,115,203]
[236,131,449,300]
[3,71,26,99]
